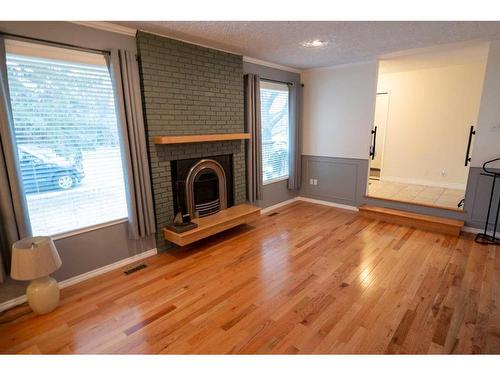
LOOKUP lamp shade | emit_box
[10,236,62,280]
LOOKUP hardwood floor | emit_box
[1,201,499,354]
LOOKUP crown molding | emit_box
[242,56,302,74]
[135,27,303,75]
[70,21,136,36]
[304,59,378,72]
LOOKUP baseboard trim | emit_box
[297,197,359,212]
[58,248,158,289]
[462,226,482,234]
[461,226,496,236]
[0,248,158,313]
[0,295,28,314]
[260,197,301,214]
[260,196,358,214]
[380,176,466,190]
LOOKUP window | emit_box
[260,81,290,184]
[5,40,128,237]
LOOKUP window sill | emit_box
[50,218,129,241]
[263,176,289,186]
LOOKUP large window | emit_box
[5,40,128,237]
[260,81,290,184]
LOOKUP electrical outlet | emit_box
[313,179,318,185]
[441,169,447,177]
[309,178,314,185]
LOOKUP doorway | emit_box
[366,42,489,211]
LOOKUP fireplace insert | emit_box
[171,154,234,218]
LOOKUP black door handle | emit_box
[369,126,377,160]
[465,125,475,166]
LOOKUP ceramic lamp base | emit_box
[26,276,60,314]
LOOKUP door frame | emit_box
[370,91,391,177]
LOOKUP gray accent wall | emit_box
[52,223,154,282]
[137,32,247,251]
[243,61,301,208]
[258,179,299,208]
[465,167,500,231]
[0,22,154,303]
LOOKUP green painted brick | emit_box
[137,31,247,251]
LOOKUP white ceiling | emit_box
[113,21,500,70]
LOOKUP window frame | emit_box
[51,218,128,241]
[263,175,289,186]
[259,80,291,186]
[4,40,129,238]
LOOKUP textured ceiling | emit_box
[114,21,500,69]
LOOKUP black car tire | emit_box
[54,173,75,190]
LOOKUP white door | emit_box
[371,93,389,170]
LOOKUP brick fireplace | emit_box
[136,32,247,250]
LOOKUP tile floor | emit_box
[367,179,465,210]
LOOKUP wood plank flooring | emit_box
[0,201,499,354]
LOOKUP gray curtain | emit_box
[0,36,32,282]
[244,73,263,202]
[287,82,302,190]
[106,50,156,240]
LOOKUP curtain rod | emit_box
[0,32,110,56]
[260,77,294,86]
[260,77,304,87]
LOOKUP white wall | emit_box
[302,61,378,159]
[472,40,500,169]
[377,59,487,189]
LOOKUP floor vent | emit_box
[268,212,279,217]
[124,263,147,275]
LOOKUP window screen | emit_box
[260,81,290,184]
[5,42,128,237]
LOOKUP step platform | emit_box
[163,204,261,246]
[358,204,464,236]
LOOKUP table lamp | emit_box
[10,236,62,314]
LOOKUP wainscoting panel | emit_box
[300,155,368,206]
[466,166,500,231]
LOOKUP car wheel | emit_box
[55,174,74,190]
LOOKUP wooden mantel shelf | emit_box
[163,204,261,246]
[154,133,251,145]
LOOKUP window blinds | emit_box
[5,49,128,237]
[260,81,290,184]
